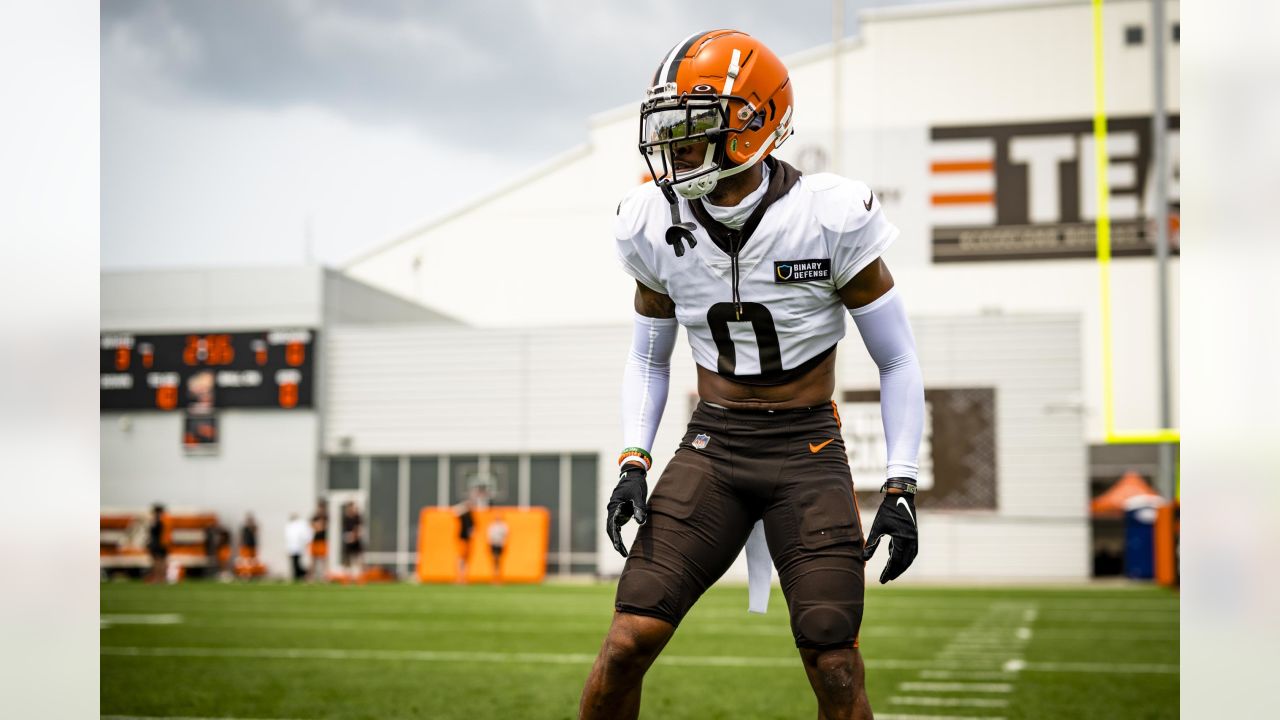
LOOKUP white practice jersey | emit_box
[615,163,898,383]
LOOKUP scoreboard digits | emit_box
[100,329,316,411]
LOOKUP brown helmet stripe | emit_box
[656,30,714,85]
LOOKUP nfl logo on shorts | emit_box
[692,433,710,450]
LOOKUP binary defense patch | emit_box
[773,259,831,284]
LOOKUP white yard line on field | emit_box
[877,715,1006,720]
[897,682,1014,693]
[890,601,1036,716]
[889,697,1011,709]
[100,614,184,629]
[103,716,305,720]
[917,670,1019,681]
[1016,660,1180,675]
[119,616,1173,644]
[98,645,1176,674]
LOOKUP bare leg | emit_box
[798,647,873,720]
[579,612,677,720]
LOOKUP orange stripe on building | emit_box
[931,193,995,206]
[930,160,994,173]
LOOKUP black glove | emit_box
[861,481,918,584]
[606,466,649,558]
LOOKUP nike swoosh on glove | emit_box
[606,466,649,558]
[861,490,918,583]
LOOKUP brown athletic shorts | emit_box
[615,400,865,650]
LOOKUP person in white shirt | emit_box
[284,513,312,582]
[487,513,509,583]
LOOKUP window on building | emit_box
[449,455,481,505]
[326,452,600,577]
[1124,25,1144,46]
[407,456,439,555]
[367,457,400,565]
[328,457,359,490]
[570,454,599,568]
[489,455,520,505]
[529,454,562,567]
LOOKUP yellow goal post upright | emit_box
[1090,0,1179,480]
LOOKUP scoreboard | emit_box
[100,329,316,411]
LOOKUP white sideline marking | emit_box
[936,650,1023,659]
[890,696,1010,708]
[878,716,1005,720]
[100,646,1178,674]
[135,615,1176,641]
[878,715,1006,720]
[103,716,303,720]
[100,614,183,629]
[1022,660,1179,675]
[1003,658,1027,672]
[919,670,1018,680]
[898,682,1014,693]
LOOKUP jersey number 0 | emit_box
[706,302,783,375]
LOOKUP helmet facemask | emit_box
[640,92,756,201]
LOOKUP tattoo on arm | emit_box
[634,281,676,318]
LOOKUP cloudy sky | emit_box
[102,0,956,269]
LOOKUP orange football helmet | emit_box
[640,30,795,202]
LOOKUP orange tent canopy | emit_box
[1091,471,1161,518]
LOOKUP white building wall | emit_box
[102,266,325,332]
[343,0,1179,443]
[100,266,452,575]
[325,312,1085,582]
[100,411,318,574]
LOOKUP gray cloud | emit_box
[102,0,854,163]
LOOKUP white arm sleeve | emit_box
[621,312,678,467]
[849,287,924,480]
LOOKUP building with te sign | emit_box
[344,0,1180,449]
[103,0,1175,582]
[327,0,1178,580]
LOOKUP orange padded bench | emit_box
[416,506,549,584]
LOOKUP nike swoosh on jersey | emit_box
[808,438,835,453]
[863,191,874,211]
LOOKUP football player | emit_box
[579,30,924,720]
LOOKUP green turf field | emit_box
[101,581,1178,719]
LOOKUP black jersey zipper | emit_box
[728,230,742,319]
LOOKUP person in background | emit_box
[204,521,220,576]
[284,513,311,582]
[146,503,167,583]
[215,524,233,581]
[454,498,476,583]
[341,501,364,580]
[240,512,258,561]
[309,498,329,582]
[488,512,509,584]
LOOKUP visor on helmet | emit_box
[639,100,730,197]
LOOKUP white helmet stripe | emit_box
[722,48,742,96]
